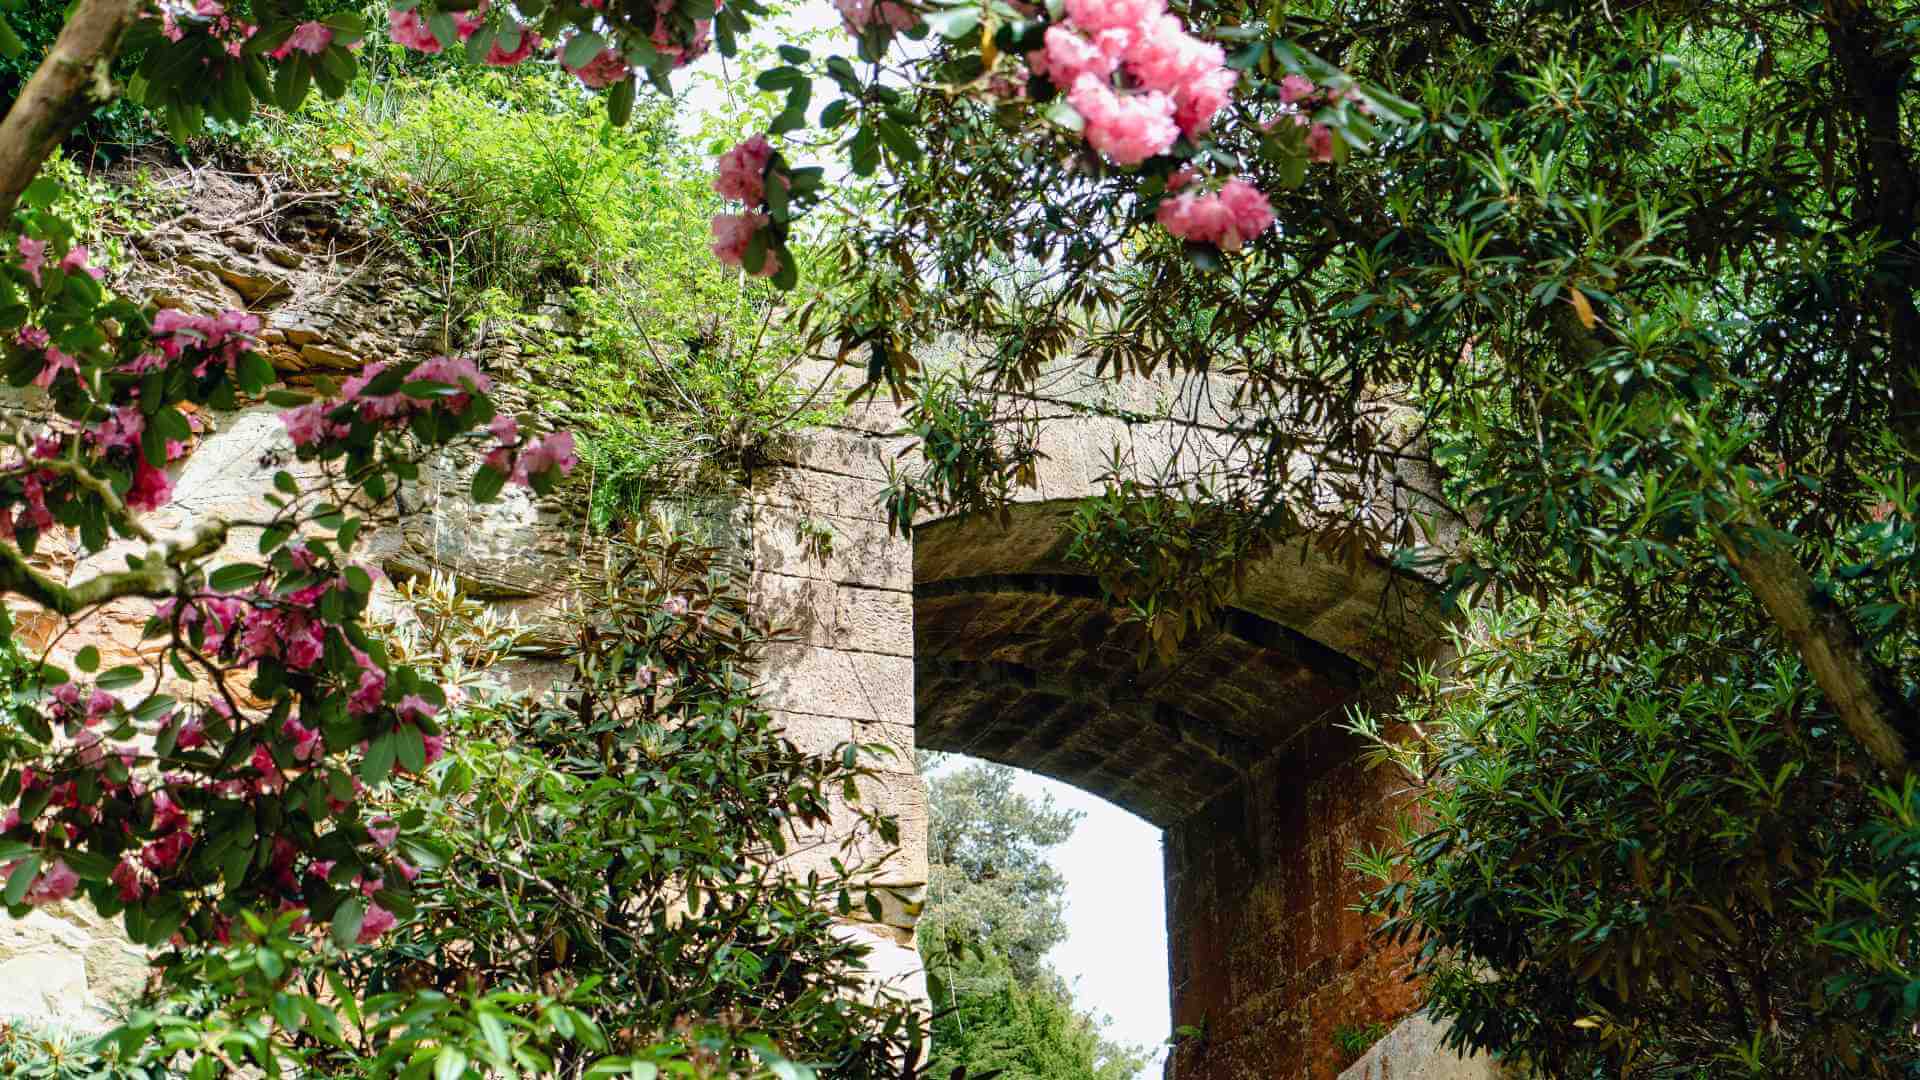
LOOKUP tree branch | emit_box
[0,518,228,616]
[0,0,142,220]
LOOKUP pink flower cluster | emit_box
[565,45,631,88]
[280,356,490,448]
[1267,75,1356,163]
[834,0,917,34]
[648,0,713,68]
[387,3,485,54]
[157,0,257,57]
[713,134,774,204]
[151,307,262,377]
[15,236,103,290]
[484,25,541,65]
[708,135,784,278]
[269,20,334,59]
[710,213,780,279]
[482,414,579,487]
[1156,176,1274,250]
[1030,0,1236,165]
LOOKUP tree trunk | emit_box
[1719,524,1917,776]
[0,0,142,220]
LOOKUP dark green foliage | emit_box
[0,0,151,152]
[1350,604,1920,1077]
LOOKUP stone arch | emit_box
[750,364,1494,1079]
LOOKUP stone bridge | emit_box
[0,175,1493,1079]
[750,362,1492,1080]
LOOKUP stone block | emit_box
[751,466,891,523]
[752,572,913,657]
[831,922,927,1008]
[760,643,913,727]
[753,506,912,592]
[773,709,853,758]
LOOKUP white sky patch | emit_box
[1008,767,1171,1072]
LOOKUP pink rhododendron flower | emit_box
[1306,123,1335,162]
[17,236,45,285]
[565,45,629,89]
[714,134,775,204]
[87,691,116,723]
[387,8,441,53]
[357,901,396,944]
[141,829,192,872]
[452,1,486,40]
[172,714,206,750]
[1172,65,1235,136]
[30,348,76,389]
[484,25,539,65]
[1042,25,1129,87]
[1279,74,1315,104]
[1156,176,1274,251]
[111,859,147,902]
[521,431,577,478]
[126,462,173,512]
[398,694,437,721]
[16,326,47,349]
[710,212,780,278]
[280,401,347,448]
[1124,13,1222,94]
[1063,0,1163,33]
[833,0,916,33]
[1068,77,1179,165]
[421,732,446,766]
[368,819,398,848]
[285,20,333,54]
[22,859,78,906]
[488,414,519,446]
[59,245,104,280]
[664,595,689,616]
[282,717,322,761]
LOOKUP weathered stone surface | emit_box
[0,903,147,1027]
[1337,1014,1502,1080]
[760,643,914,727]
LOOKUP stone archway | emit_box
[750,362,1496,1080]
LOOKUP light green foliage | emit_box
[1331,1022,1386,1067]
[225,58,834,525]
[1349,603,1920,1076]
[924,958,1146,1080]
[919,757,1149,1080]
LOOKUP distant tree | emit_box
[918,756,1150,1080]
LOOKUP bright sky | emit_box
[951,757,1173,1073]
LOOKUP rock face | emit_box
[3,163,1492,1079]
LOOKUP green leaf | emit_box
[75,646,99,673]
[1044,98,1084,134]
[331,897,365,949]
[274,59,312,112]
[608,76,635,127]
[562,31,605,68]
[922,6,979,39]
[96,666,142,692]
[3,855,39,906]
[210,563,269,592]
[471,465,507,504]
[435,1046,469,1080]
